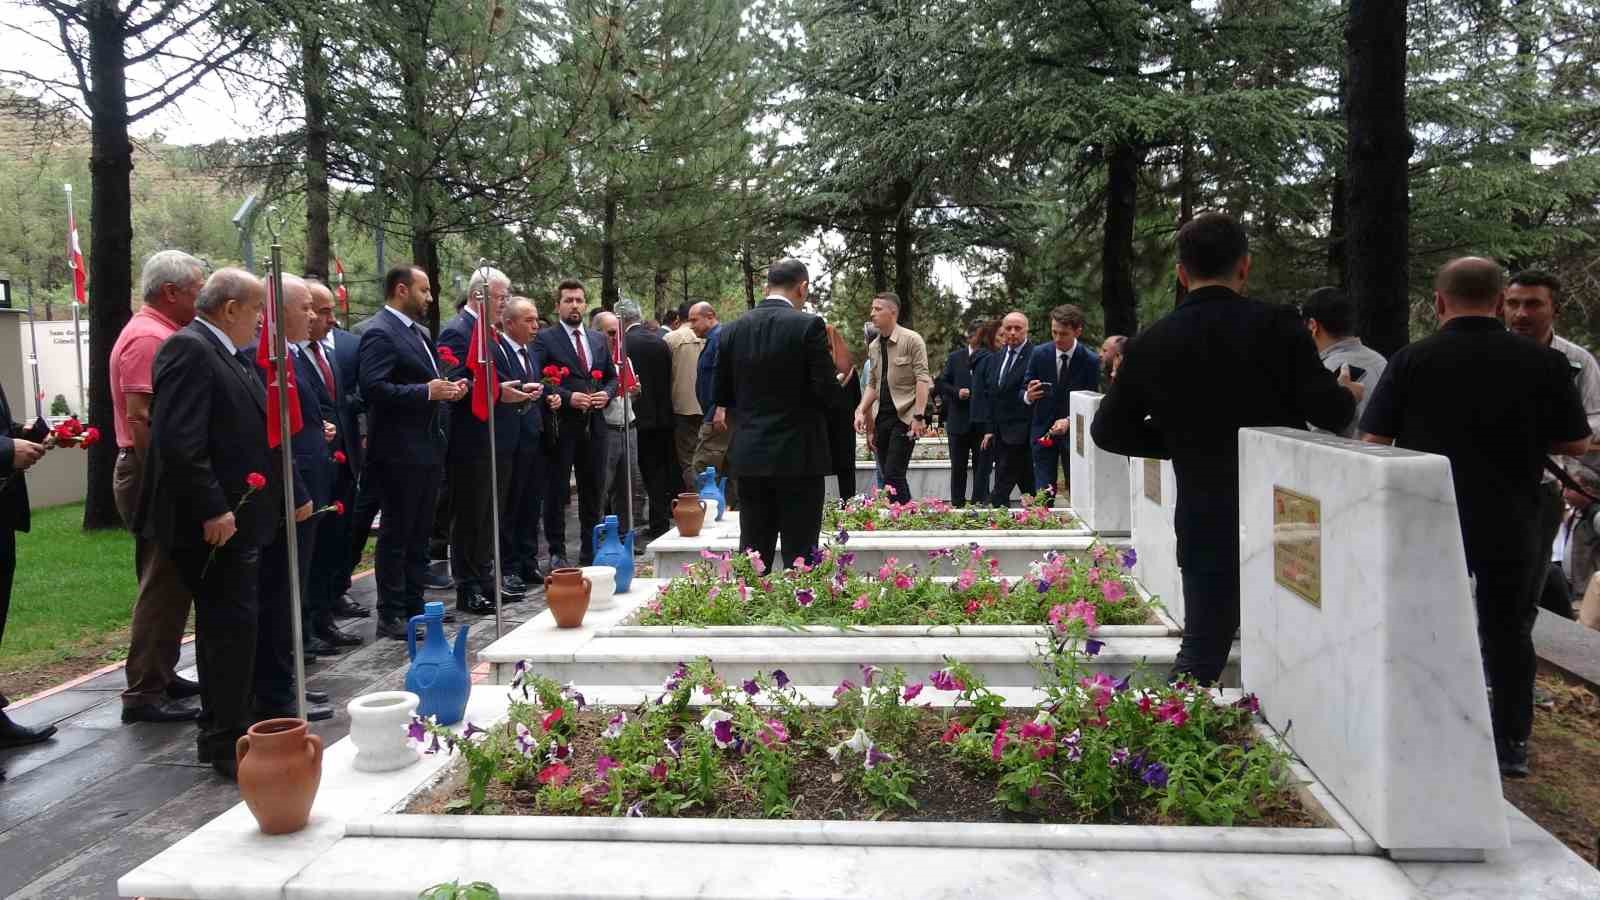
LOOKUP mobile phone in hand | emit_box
[1345,366,1366,382]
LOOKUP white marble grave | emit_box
[1238,427,1507,859]
[1068,391,1130,535]
[827,460,952,501]
[1129,455,1185,625]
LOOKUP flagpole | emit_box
[265,211,309,723]
[24,290,44,421]
[477,259,504,640]
[64,184,85,417]
[619,330,633,532]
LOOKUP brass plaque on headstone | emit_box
[1143,458,1161,504]
[1075,414,1085,456]
[1273,486,1321,608]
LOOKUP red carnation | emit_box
[333,500,346,516]
[246,472,267,491]
[1036,435,1054,448]
[333,450,347,464]
[558,366,569,377]
[591,369,603,381]
[438,347,460,367]
[78,427,100,449]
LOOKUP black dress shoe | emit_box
[377,618,413,641]
[456,592,494,615]
[503,574,527,597]
[122,701,200,724]
[304,636,339,656]
[165,675,202,700]
[305,689,330,704]
[423,572,454,591]
[523,565,544,586]
[0,712,58,748]
[1499,739,1531,778]
[316,623,363,647]
[334,596,370,618]
[549,556,570,572]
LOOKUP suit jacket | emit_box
[1025,341,1101,441]
[358,307,448,467]
[968,349,995,428]
[712,297,839,478]
[288,347,336,507]
[1091,285,1354,570]
[438,310,521,461]
[935,347,981,434]
[326,328,365,475]
[500,336,544,444]
[0,381,45,534]
[137,320,289,550]
[532,321,619,443]
[985,342,1034,445]
[624,323,673,431]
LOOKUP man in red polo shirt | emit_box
[112,250,205,723]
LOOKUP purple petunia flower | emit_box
[407,716,428,744]
[664,737,683,758]
[742,678,761,696]
[596,755,618,779]
[712,719,734,747]
[902,682,924,702]
[864,745,891,770]
[930,669,961,692]
[427,734,442,754]
[1234,693,1261,714]
[1120,547,1138,569]
[626,800,646,818]
[795,588,815,607]
[839,551,856,567]
[860,664,879,687]
[1142,762,1169,789]
[461,722,485,741]
[772,669,790,689]
[1084,638,1105,657]
[833,679,856,698]
[1036,579,1051,594]
[836,528,850,545]
[1108,747,1130,768]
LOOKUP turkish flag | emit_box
[467,303,499,422]
[610,329,638,394]
[67,201,86,304]
[256,274,304,447]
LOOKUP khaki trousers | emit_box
[113,447,194,707]
[674,414,702,492]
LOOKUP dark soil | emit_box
[1503,671,1600,868]
[407,708,1319,828]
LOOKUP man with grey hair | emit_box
[500,296,555,585]
[618,297,675,537]
[594,309,647,533]
[113,249,205,724]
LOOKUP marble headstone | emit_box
[1238,427,1507,859]
[1068,391,1130,535]
[1129,455,1185,626]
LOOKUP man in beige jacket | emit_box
[853,292,931,502]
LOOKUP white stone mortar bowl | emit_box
[347,691,421,773]
[580,565,617,610]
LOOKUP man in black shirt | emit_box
[1360,257,1591,777]
[1092,213,1360,684]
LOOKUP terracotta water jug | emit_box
[546,567,592,628]
[672,493,708,537]
[236,717,323,834]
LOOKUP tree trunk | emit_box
[600,190,618,310]
[652,266,669,316]
[893,206,914,328]
[1328,63,1348,287]
[1175,69,1194,307]
[82,0,134,530]
[301,22,331,280]
[1101,141,1140,338]
[411,229,440,336]
[741,243,756,309]
[869,214,888,294]
[1345,0,1412,356]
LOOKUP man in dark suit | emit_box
[713,258,840,572]
[936,324,985,506]
[136,268,311,776]
[1024,304,1101,497]
[0,378,52,766]
[500,296,555,586]
[358,265,467,640]
[438,268,537,612]
[305,280,368,623]
[533,279,618,568]
[982,311,1035,506]
[618,298,674,538]
[1092,212,1359,684]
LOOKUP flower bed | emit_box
[407,632,1306,827]
[639,542,1152,628]
[825,489,1079,532]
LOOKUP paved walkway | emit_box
[0,560,552,899]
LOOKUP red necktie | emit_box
[308,340,336,397]
[572,328,589,370]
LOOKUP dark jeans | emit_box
[504,444,545,579]
[1472,555,1544,744]
[988,438,1035,507]
[545,422,607,565]
[948,429,983,507]
[738,475,825,574]
[171,541,264,762]
[371,460,442,622]
[1170,565,1240,685]
[874,417,915,502]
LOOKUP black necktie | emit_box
[999,348,1015,384]
[412,324,438,374]
[520,347,531,377]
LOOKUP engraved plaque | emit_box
[1075,414,1085,456]
[1273,487,1321,608]
[1143,458,1161,504]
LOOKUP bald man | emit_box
[1362,256,1591,777]
[981,311,1036,505]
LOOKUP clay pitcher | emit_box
[236,718,323,835]
[672,493,708,537]
[546,567,592,628]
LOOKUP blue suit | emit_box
[935,346,985,505]
[357,307,449,622]
[500,336,545,579]
[984,341,1034,505]
[1024,341,1100,494]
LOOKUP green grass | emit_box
[1,503,138,675]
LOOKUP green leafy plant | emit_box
[825,488,1078,532]
[418,880,500,900]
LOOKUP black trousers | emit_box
[171,541,264,762]
[874,417,915,502]
[948,429,983,507]
[638,427,676,537]
[544,422,607,565]
[826,403,857,500]
[371,460,442,622]
[1473,555,1545,744]
[1540,561,1575,619]
[345,465,381,595]
[255,526,311,713]
[504,443,545,579]
[738,475,825,574]
[1170,565,1240,685]
[987,438,1035,507]
[312,468,356,617]
[1533,480,1570,618]
[0,529,14,710]
[448,455,512,597]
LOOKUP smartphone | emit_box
[1344,366,1366,382]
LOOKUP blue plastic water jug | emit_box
[696,467,728,522]
[405,601,470,725]
[592,514,635,593]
